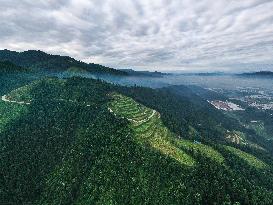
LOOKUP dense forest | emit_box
[0,76,273,205]
[0,60,28,74]
[0,49,127,75]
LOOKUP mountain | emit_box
[239,71,273,78]
[0,60,28,74]
[177,72,227,76]
[119,68,167,77]
[0,49,127,75]
[1,76,273,204]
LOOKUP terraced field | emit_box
[109,93,195,166]
[110,93,225,167]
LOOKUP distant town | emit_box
[208,87,273,111]
[209,100,244,111]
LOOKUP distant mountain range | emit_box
[0,49,172,77]
[119,69,168,77]
[238,71,273,78]
[0,49,127,75]
[2,49,273,79]
[176,72,227,76]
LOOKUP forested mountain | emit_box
[1,76,273,205]
[0,60,28,74]
[0,49,127,75]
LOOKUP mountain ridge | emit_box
[0,49,127,75]
[238,71,273,77]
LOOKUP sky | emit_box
[1,0,273,72]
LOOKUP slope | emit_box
[0,49,127,75]
[0,60,28,74]
[0,77,273,205]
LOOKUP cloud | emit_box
[0,0,273,71]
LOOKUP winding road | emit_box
[1,95,92,107]
[1,95,31,105]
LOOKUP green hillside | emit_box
[0,101,28,133]
[0,49,127,75]
[109,93,195,166]
[0,60,28,74]
[66,66,89,74]
[1,77,273,204]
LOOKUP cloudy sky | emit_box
[1,0,273,71]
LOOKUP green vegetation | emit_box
[66,66,89,74]
[248,121,272,140]
[225,107,273,155]
[1,77,273,204]
[109,93,195,166]
[225,131,247,145]
[0,101,28,133]
[0,60,27,74]
[0,49,127,75]
[176,140,225,164]
[224,146,268,169]
[117,85,240,143]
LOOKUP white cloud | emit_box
[0,0,273,71]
